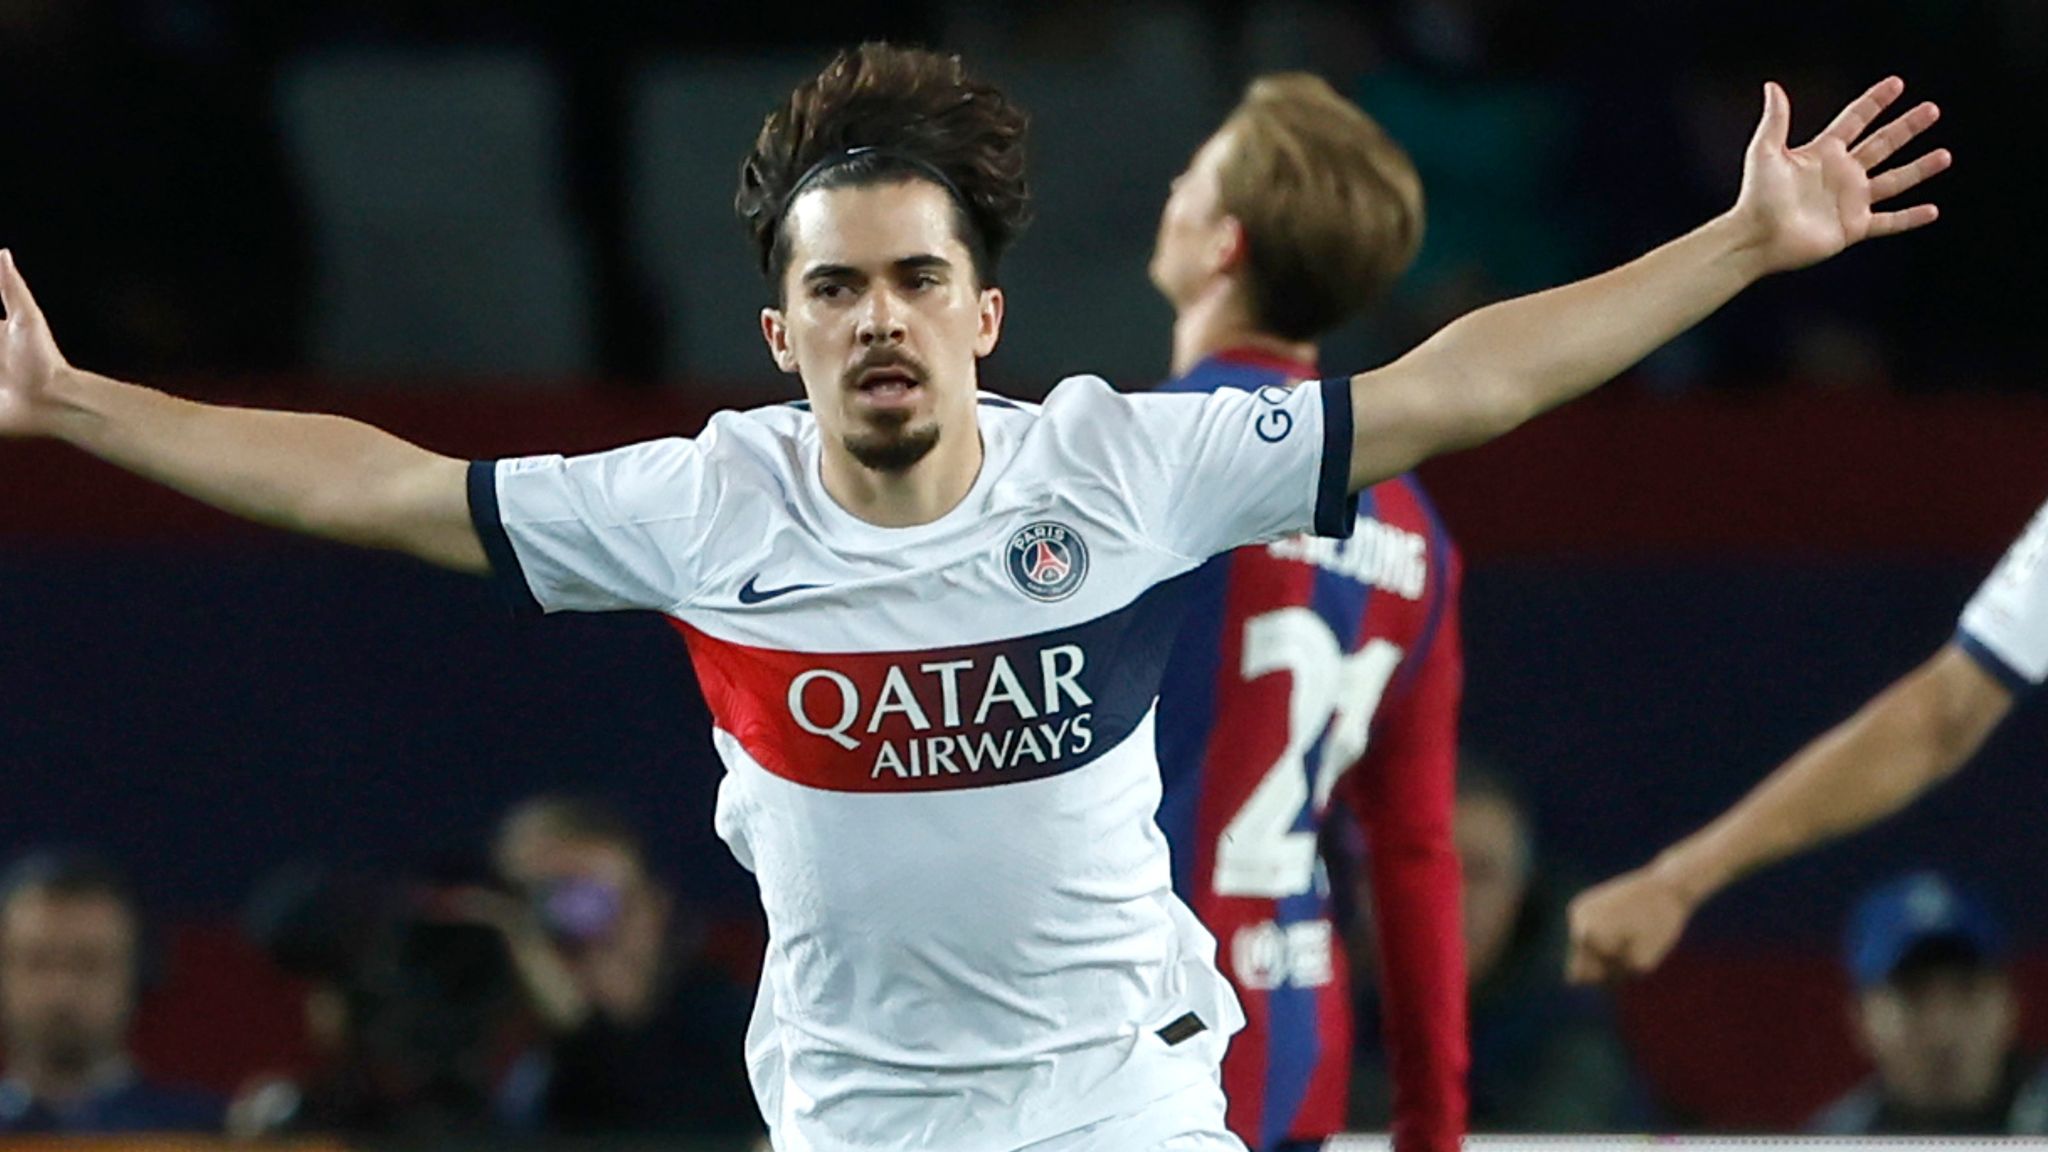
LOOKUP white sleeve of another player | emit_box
[1048,376,1356,560]
[1956,497,2048,693]
[467,435,721,615]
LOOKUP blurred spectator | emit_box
[470,795,759,1138]
[1349,761,1645,1133]
[1810,871,2048,1135]
[0,850,223,1134]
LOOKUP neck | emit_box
[1169,281,1318,377]
[819,418,985,529]
[10,1053,129,1105]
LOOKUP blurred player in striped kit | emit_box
[1570,494,2048,983]
[1147,76,1465,1152]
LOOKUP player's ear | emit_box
[761,307,798,374]
[1214,215,1249,276]
[974,286,1004,358]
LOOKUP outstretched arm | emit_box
[1347,76,1950,491]
[1564,642,2012,984]
[0,251,486,572]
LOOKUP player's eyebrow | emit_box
[800,254,954,286]
[800,262,864,285]
[892,254,953,276]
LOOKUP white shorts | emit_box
[1016,1078,1248,1152]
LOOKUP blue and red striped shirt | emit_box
[1155,350,1469,1152]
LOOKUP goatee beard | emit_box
[845,419,941,473]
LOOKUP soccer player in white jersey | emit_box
[1569,496,2047,986]
[0,42,1948,1151]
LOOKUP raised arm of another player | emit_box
[0,251,485,572]
[1344,77,1950,491]
[1342,543,1468,1152]
[1566,643,2012,985]
[1568,497,2048,983]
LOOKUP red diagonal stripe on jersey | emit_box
[670,618,1121,794]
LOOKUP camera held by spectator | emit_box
[462,795,760,1138]
[236,857,522,1136]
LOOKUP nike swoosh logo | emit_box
[738,575,824,605]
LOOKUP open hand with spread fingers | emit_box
[1731,76,1952,274]
[0,250,71,439]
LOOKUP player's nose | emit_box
[855,288,908,346]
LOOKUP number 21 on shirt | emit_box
[1213,607,1404,899]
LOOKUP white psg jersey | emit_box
[469,375,1356,1150]
[1958,496,2048,693]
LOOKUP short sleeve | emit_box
[468,436,721,615]
[1956,497,2048,694]
[1053,376,1355,560]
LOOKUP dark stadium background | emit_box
[2,0,2044,1137]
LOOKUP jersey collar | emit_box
[1208,345,1319,380]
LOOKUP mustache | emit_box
[841,349,930,390]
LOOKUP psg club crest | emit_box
[1005,521,1089,602]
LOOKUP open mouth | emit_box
[853,366,924,404]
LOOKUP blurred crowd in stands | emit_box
[4,775,2041,1143]
[2,798,761,1145]
[0,0,2040,391]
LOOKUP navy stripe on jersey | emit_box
[1314,377,1359,538]
[1260,988,1321,1151]
[679,574,1198,793]
[1955,628,2036,696]
[468,460,543,616]
[1155,556,1234,897]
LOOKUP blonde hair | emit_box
[1217,74,1424,340]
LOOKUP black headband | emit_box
[782,145,969,217]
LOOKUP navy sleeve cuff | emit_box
[1954,629,2035,697]
[1314,376,1360,538]
[467,460,543,617]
